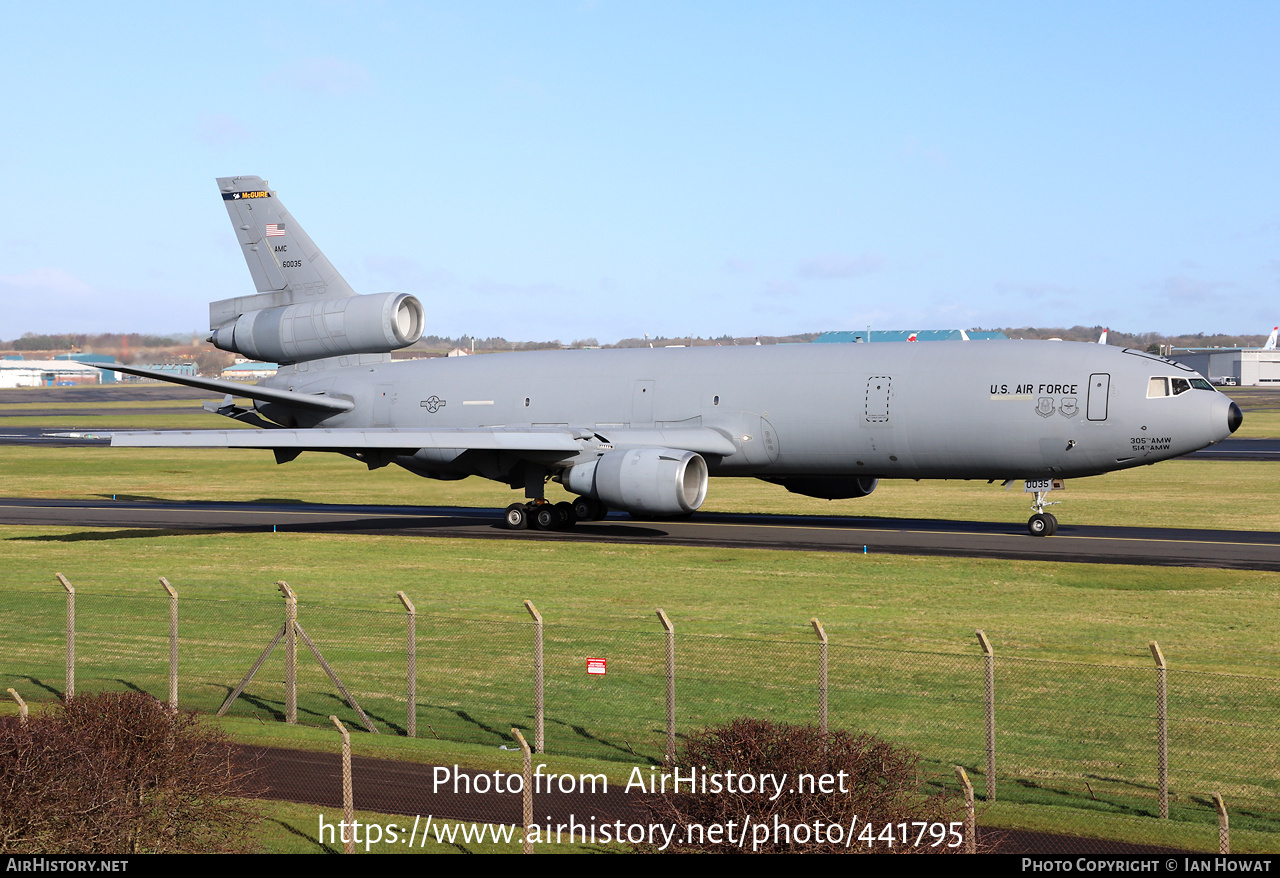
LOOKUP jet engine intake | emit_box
[564,448,708,516]
[210,292,425,364]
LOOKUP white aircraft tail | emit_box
[1265,326,1278,350]
[1098,328,1108,345]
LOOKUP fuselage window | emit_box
[1171,378,1191,395]
[1147,377,1169,398]
[1190,378,1215,391]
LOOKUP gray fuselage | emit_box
[260,339,1238,484]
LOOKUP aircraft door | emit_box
[1087,373,1110,421]
[865,376,892,423]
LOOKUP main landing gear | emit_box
[1027,490,1061,537]
[504,497,609,530]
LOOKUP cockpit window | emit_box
[1150,375,1216,397]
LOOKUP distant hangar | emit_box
[1170,347,1280,387]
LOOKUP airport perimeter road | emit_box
[3,497,1279,571]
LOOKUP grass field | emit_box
[2,387,1278,852]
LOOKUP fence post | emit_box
[810,618,828,735]
[56,574,74,699]
[954,766,976,853]
[160,577,178,708]
[513,728,533,854]
[6,688,27,723]
[657,609,675,763]
[1212,792,1229,854]
[976,629,996,801]
[524,600,544,754]
[398,592,416,738]
[330,715,354,854]
[280,581,297,724]
[1150,641,1168,819]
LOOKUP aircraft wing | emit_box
[103,426,738,456]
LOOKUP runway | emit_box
[4,496,1279,570]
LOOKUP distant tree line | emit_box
[1,332,189,351]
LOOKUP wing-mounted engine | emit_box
[563,447,709,516]
[209,291,425,364]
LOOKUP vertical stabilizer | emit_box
[1264,327,1278,351]
[210,176,357,331]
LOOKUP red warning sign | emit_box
[586,657,607,675]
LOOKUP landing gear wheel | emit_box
[555,501,577,527]
[504,503,528,530]
[532,505,559,530]
[1045,512,1059,534]
[571,496,600,522]
[1028,513,1057,537]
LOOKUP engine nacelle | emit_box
[765,475,879,500]
[564,448,708,516]
[210,292,425,364]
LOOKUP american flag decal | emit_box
[265,223,286,237]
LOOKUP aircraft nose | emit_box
[1210,394,1242,441]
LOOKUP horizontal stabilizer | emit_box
[86,363,353,413]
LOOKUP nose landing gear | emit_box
[1027,489,1061,536]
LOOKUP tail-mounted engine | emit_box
[209,291,425,364]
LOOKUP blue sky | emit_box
[1,2,1277,342]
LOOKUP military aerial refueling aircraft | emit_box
[96,176,1242,536]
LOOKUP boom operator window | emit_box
[1147,376,1215,398]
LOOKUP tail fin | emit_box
[1265,327,1278,350]
[1098,328,1108,345]
[210,176,356,331]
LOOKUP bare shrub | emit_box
[0,692,259,853]
[638,718,965,853]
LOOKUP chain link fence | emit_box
[2,578,1276,854]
